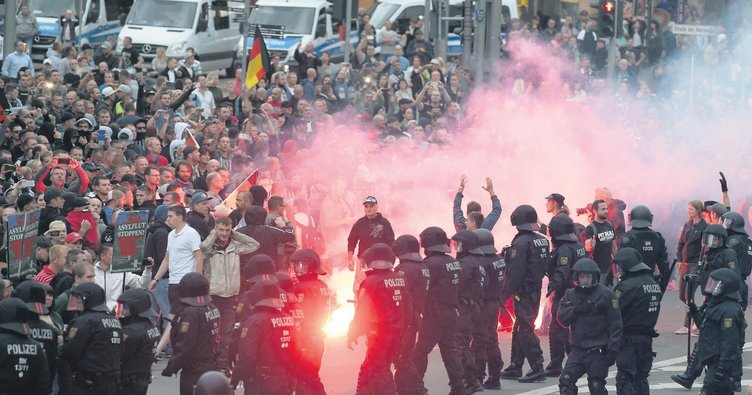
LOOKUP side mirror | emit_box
[197,19,208,33]
[316,24,326,38]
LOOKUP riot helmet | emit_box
[612,247,650,279]
[451,230,480,253]
[243,254,279,283]
[628,205,653,228]
[702,268,740,300]
[68,282,109,312]
[510,205,540,231]
[194,371,233,395]
[247,279,284,309]
[13,280,50,315]
[473,229,497,255]
[721,211,747,235]
[178,273,211,307]
[419,227,451,253]
[362,243,396,270]
[116,288,157,319]
[572,258,600,289]
[0,298,30,335]
[549,214,577,242]
[290,248,326,277]
[702,224,728,249]
[393,235,423,262]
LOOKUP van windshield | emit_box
[126,0,197,29]
[248,6,315,35]
[28,0,75,18]
[367,2,399,29]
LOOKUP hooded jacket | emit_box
[144,206,170,279]
[200,230,260,297]
[38,206,69,235]
[169,122,191,162]
[236,206,295,267]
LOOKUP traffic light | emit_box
[590,0,617,38]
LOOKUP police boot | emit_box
[482,377,500,390]
[518,366,546,383]
[669,373,695,390]
[464,379,483,395]
[448,385,466,395]
[544,361,562,377]
[500,363,523,379]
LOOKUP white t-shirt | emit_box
[167,224,202,284]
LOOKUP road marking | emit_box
[516,342,752,395]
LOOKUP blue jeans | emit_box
[152,278,172,352]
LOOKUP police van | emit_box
[25,0,133,61]
[241,0,359,67]
[117,0,244,75]
[366,0,519,56]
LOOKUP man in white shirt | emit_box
[94,244,152,311]
[191,74,216,118]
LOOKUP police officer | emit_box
[348,243,412,394]
[13,280,60,387]
[472,228,505,390]
[161,273,221,395]
[61,282,122,395]
[275,271,300,321]
[0,298,50,394]
[721,211,752,309]
[621,205,671,291]
[544,214,586,378]
[699,225,741,294]
[236,254,279,323]
[499,205,549,383]
[195,371,233,395]
[116,289,160,395]
[557,259,622,395]
[612,248,662,394]
[233,279,296,394]
[684,268,745,395]
[291,248,330,395]
[392,234,429,395]
[451,230,486,394]
[412,226,464,395]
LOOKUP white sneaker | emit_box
[674,326,689,335]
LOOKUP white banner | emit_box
[671,24,724,36]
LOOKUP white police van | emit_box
[26,0,133,61]
[241,0,359,67]
[366,0,519,56]
[117,0,244,75]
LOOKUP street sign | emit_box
[671,24,724,36]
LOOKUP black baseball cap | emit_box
[545,193,565,205]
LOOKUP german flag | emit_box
[245,25,271,89]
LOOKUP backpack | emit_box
[293,213,325,255]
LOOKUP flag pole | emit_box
[241,0,258,87]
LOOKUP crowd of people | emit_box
[0,4,748,395]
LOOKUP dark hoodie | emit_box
[38,206,69,235]
[144,205,170,279]
[236,206,295,268]
[608,199,627,246]
[346,213,395,257]
[250,185,268,207]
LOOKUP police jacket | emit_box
[622,228,669,275]
[395,258,430,319]
[294,275,330,338]
[676,219,707,263]
[186,211,215,241]
[558,285,622,351]
[694,296,745,370]
[478,253,505,301]
[349,269,412,337]
[547,241,585,298]
[27,315,59,382]
[61,311,123,377]
[0,328,49,395]
[500,231,549,301]
[727,233,752,279]
[164,302,220,374]
[236,306,295,382]
[120,316,160,376]
[424,251,461,307]
[701,248,740,288]
[200,230,260,297]
[614,270,661,336]
[457,252,485,302]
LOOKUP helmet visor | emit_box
[575,273,595,287]
[703,233,723,249]
[114,302,131,319]
[722,217,733,230]
[704,277,724,296]
[611,262,623,280]
[66,294,85,312]
[292,260,309,276]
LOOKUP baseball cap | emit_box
[120,174,141,186]
[102,86,116,97]
[363,196,377,205]
[191,190,213,204]
[65,232,83,244]
[44,188,64,204]
[116,84,131,94]
[545,193,565,206]
[43,58,52,65]
[70,196,90,209]
[183,146,198,157]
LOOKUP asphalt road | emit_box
[146,287,752,394]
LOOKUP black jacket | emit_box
[186,210,215,241]
[457,252,484,302]
[349,269,412,337]
[235,306,295,385]
[558,285,622,351]
[693,296,745,371]
[478,254,505,301]
[236,208,295,267]
[395,258,430,319]
[677,219,707,263]
[294,276,330,338]
[27,315,60,388]
[547,241,586,298]
[500,231,549,301]
[622,228,669,283]
[50,271,74,297]
[61,311,123,377]
[164,302,220,375]
[424,252,461,307]
[347,213,395,257]
[614,270,661,336]
[38,207,68,235]
[120,316,160,376]
[0,328,50,394]
[144,222,170,279]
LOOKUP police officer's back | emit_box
[722,211,752,308]
[13,280,60,385]
[393,234,430,324]
[117,289,160,395]
[61,282,122,395]
[612,248,661,394]
[621,205,670,290]
[0,298,50,395]
[233,279,296,394]
[161,273,220,395]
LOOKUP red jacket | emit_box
[66,210,99,250]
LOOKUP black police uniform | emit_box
[0,298,50,395]
[726,231,752,309]
[412,227,464,394]
[473,233,505,388]
[499,227,549,379]
[349,244,412,395]
[61,283,122,395]
[621,227,670,291]
[13,280,60,386]
[162,273,221,395]
[702,247,741,296]
[613,249,662,395]
[393,235,430,395]
[234,280,296,395]
[118,289,160,395]
[545,237,585,375]
[291,249,330,395]
[557,261,622,395]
